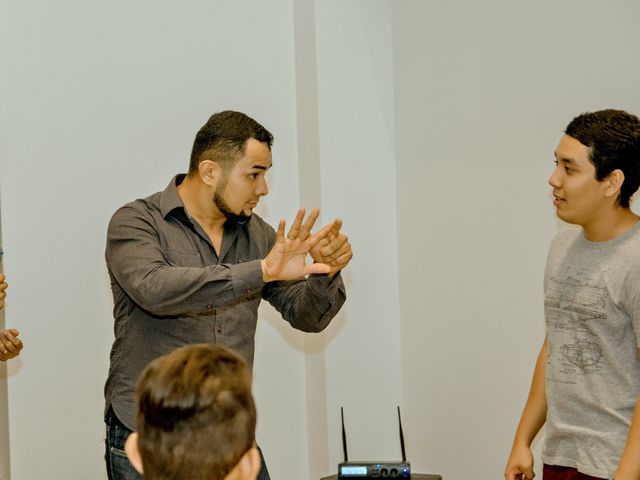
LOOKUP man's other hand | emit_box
[310,218,353,277]
[504,444,535,480]
[0,329,23,361]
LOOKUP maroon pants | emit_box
[543,464,606,480]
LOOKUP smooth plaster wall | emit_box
[0,1,309,478]
[0,1,404,479]
[393,1,640,478]
[315,0,403,472]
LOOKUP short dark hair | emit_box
[135,343,256,480]
[189,110,273,174]
[565,109,640,208]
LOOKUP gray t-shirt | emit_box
[542,223,640,478]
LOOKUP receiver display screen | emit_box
[340,466,368,475]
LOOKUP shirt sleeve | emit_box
[262,273,347,332]
[106,205,265,317]
[629,280,640,349]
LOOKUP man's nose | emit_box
[256,177,268,196]
[548,166,561,188]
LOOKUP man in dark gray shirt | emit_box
[104,111,352,480]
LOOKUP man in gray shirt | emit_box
[504,109,640,480]
[104,111,352,480]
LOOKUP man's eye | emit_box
[248,173,258,179]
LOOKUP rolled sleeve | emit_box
[263,272,346,332]
[232,260,266,298]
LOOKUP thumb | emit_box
[304,263,331,275]
[522,466,535,480]
[329,218,343,236]
[308,222,334,249]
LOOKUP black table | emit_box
[321,475,442,480]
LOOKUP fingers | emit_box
[317,231,352,266]
[304,262,331,275]
[317,243,350,265]
[286,208,321,241]
[330,251,353,269]
[307,221,334,249]
[314,218,341,243]
[5,329,21,347]
[328,218,342,237]
[285,208,306,240]
[504,462,534,480]
[276,218,287,241]
[298,208,320,240]
[0,329,23,358]
[320,232,349,257]
[504,470,523,480]
[0,277,7,310]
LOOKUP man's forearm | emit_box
[615,398,640,479]
[512,339,548,449]
[111,259,265,317]
[264,274,346,332]
[615,349,640,480]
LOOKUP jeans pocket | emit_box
[110,446,128,459]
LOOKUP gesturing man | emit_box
[104,110,352,480]
[504,109,640,480]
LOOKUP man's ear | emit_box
[124,432,144,475]
[604,169,625,199]
[227,446,261,480]
[198,160,222,187]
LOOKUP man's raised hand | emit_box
[261,208,331,282]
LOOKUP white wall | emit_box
[314,0,403,474]
[0,202,10,480]
[1,0,405,477]
[6,1,640,479]
[393,1,640,478]
[0,1,310,478]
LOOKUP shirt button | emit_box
[207,304,213,310]
[246,289,251,294]
[216,326,222,334]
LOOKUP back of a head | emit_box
[565,109,640,208]
[135,343,256,480]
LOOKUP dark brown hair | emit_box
[189,110,273,174]
[135,343,256,480]
[565,109,640,208]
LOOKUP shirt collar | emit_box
[159,174,188,219]
[158,174,252,230]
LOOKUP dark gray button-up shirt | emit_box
[104,175,346,430]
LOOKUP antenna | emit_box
[397,406,407,463]
[341,406,349,462]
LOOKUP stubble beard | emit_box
[213,182,251,224]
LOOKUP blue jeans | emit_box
[104,407,143,480]
[104,407,271,480]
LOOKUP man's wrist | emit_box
[261,260,273,283]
